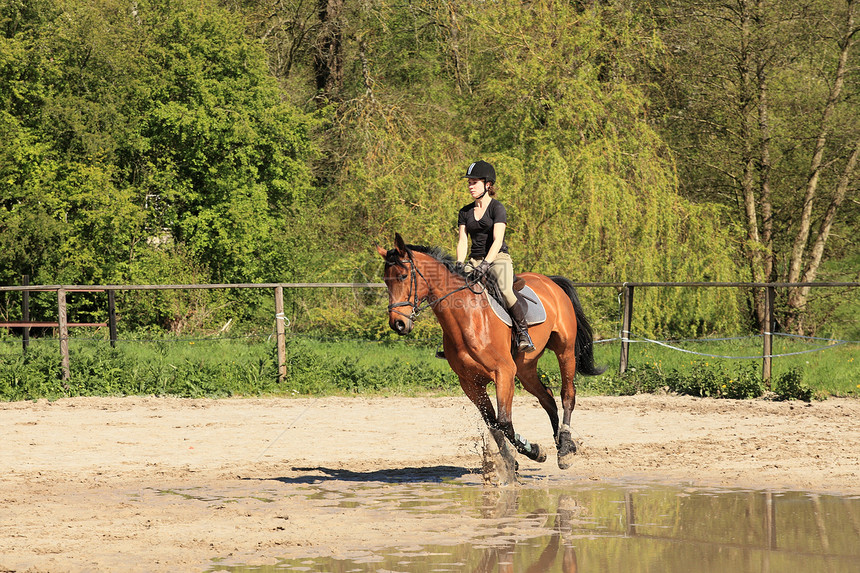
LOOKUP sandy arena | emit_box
[1,394,858,572]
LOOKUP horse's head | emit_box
[376,233,429,335]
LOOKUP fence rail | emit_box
[2,279,858,385]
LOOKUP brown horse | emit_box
[377,233,605,472]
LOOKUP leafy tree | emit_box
[0,0,319,331]
[459,0,744,335]
[648,0,860,334]
[16,0,856,341]
[133,1,320,283]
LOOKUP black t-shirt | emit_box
[458,198,509,260]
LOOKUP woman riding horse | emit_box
[446,160,534,356]
[378,232,605,474]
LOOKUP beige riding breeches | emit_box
[468,252,517,308]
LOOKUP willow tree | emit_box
[293,0,476,281]
[453,0,744,336]
[239,0,748,336]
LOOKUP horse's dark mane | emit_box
[384,244,469,279]
[409,244,471,278]
[407,244,451,263]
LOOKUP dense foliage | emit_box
[1,0,319,329]
[1,0,858,342]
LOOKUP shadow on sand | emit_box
[248,464,475,485]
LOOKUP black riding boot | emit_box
[509,298,535,353]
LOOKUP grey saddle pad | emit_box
[485,285,547,327]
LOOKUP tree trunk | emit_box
[756,35,774,283]
[738,1,768,328]
[447,2,470,95]
[752,18,777,335]
[313,0,344,101]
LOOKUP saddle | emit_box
[513,276,526,291]
[484,284,547,327]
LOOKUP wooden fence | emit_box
[1,280,857,385]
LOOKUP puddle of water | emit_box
[208,480,860,573]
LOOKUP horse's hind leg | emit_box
[555,347,581,469]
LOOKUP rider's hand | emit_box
[454,261,465,274]
[475,260,492,275]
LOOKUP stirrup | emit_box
[517,332,535,353]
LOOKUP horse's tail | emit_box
[550,276,606,376]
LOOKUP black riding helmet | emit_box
[463,160,496,184]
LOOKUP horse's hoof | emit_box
[557,425,579,469]
[483,429,519,486]
[558,452,575,470]
[532,443,547,463]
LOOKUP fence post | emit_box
[108,290,118,348]
[619,284,634,374]
[764,492,777,549]
[22,275,30,354]
[57,288,70,382]
[275,286,287,383]
[625,491,637,537]
[762,285,775,388]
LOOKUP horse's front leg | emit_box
[494,370,548,464]
[457,375,518,483]
[494,421,548,463]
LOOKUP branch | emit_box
[799,138,860,291]
[787,1,856,284]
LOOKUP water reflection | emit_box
[471,488,580,573]
[209,481,860,573]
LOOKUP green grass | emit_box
[0,332,857,401]
[530,335,858,399]
[305,335,859,400]
[0,334,282,400]
[623,335,858,397]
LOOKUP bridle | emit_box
[386,257,426,322]
[386,256,484,322]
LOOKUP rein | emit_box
[387,257,484,321]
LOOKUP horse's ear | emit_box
[375,244,387,258]
[394,233,409,256]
